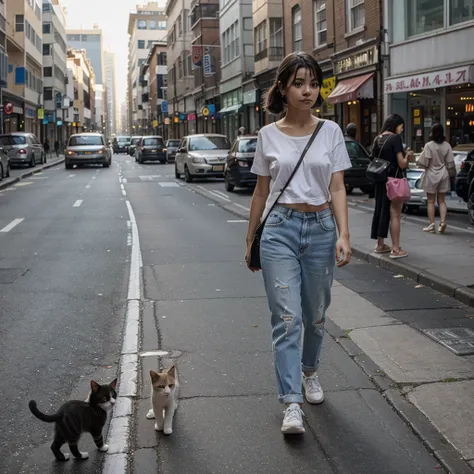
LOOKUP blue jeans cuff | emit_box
[279,394,304,404]
[302,364,319,373]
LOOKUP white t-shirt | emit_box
[251,120,352,220]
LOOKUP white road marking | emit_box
[158,182,179,187]
[227,219,248,223]
[31,176,48,179]
[122,190,127,196]
[15,182,33,187]
[92,176,96,180]
[73,200,83,207]
[122,178,127,183]
[213,189,229,199]
[67,174,75,178]
[209,190,230,201]
[234,203,251,211]
[120,184,125,190]
[85,185,91,189]
[0,218,24,233]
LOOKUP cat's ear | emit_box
[167,365,176,378]
[150,370,159,382]
[91,380,100,393]
[110,378,117,390]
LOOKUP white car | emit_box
[175,134,231,182]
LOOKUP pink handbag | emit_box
[386,173,411,202]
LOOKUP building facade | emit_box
[165,0,194,139]
[0,0,9,134]
[5,0,44,136]
[127,2,167,134]
[218,0,255,138]
[67,25,106,132]
[66,47,95,134]
[104,51,117,137]
[384,0,474,151]
[42,0,67,146]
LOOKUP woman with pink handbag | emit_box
[417,123,456,234]
[370,114,413,259]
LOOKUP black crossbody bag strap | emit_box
[262,119,325,225]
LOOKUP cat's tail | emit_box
[28,400,62,423]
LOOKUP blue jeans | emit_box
[260,206,336,404]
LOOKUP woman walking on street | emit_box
[245,52,352,435]
[370,114,412,259]
[418,123,456,234]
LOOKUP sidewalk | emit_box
[0,154,65,191]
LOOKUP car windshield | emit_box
[117,137,130,143]
[69,136,103,146]
[167,140,180,147]
[0,135,26,145]
[143,137,164,146]
[189,136,231,151]
[238,138,257,153]
[345,140,369,158]
[131,138,141,145]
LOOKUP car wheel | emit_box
[224,173,234,192]
[29,154,36,168]
[175,164,180,179]
[65,162,73,169]
[360,185,373,194]
[103,162,110,168]
[0,163,3,181]
[6,162,10,178]
[468,190,474,225]
[184,165,193,183]
[345,184,353,195]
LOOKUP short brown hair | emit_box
[263,52,323,115]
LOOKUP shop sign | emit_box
[334,47,378,75]
[320,76,336,101]
[37,108,44,119]
[164,117,170,125]
[201,106,209,117]
[152,119,158,127]
[4,102,13,115]
[384,66,474,94]
[187,113,196,121]
[243,90,257,105]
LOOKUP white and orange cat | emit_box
[146,365,179,435]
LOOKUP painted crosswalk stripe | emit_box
[73,200,83,207]
[0,218,25,233]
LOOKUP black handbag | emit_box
[366,135,392,183]
[249,120,326,270]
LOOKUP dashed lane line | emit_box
[73,200,83,207]
[0,218,25,233]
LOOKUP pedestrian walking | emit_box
[344,123,357,140]
[418,123,456,234]
[44,138,50,157]
[245,52,352,434]
[370,114,413,259]
[54,140,60,157]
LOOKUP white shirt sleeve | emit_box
[331,126,352,173]
[250,132,270,176]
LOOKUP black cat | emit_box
[29,378,117,461]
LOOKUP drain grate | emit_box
[0,268,29,284]
[424,328,474,355]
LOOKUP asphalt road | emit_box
[0,158,128,473]
[117,158,444,473]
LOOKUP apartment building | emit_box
[189,0,222,134]
[67,26,106,132]
[0,1,8,134]
[218,0,255,137]
[42,0,67,145]
[5,0,44,136]
[127,2,167,134]
[165,0,194,138]
[104,51,117,137]
[384,0,474,151]
[66,47,95,134]
[141,42,167,137]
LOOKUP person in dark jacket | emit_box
[345,123,357,140]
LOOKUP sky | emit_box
[62,0,166,106]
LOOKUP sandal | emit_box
[374,244,392,254]
[438,222,447,234]
[390,248,408,259]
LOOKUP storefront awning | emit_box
[218,104,242,114]
[327,73,374,105]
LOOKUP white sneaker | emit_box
[281,403,305,434]
[303,373,324,404]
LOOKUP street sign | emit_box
[37,108,44,119]
[4,102,13,115]
[203,54,211,76]
[201,106,209,117]
[161,101,168,114]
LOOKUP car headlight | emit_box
[98,149,105,155]
[67,150,75,155]
[192,156,206,163]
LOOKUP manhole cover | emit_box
[424,328,474,355]
[0,268,28,284]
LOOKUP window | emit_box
[449,0,474,26]
[314,1,327,46]
[16,14,24,32]
[44,88,53,100]
[178,15,182,36]
[158,52,167,66]
[178,56,183,78]
[254,21,267,55]
[43,23,51,34]
[269,18,283,47]
[137,19,147,29]
[44,67,52,77]
[42,3,50,11]
[158,21,167,30]
[186,55,192,76]
[407,0,443,36]
[138,40,145,49]
[292,6,302,51]
[43,44,51,55]
[138,58,146,67]
[149,20,157,29]
[183,10,189,32]
[69,135,104,146]
[347,0,365,31]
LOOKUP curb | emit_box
[0,157,65,190]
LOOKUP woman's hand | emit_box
[245,241,260,272]
[336,235,351,267]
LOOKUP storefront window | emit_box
[450,0,474,25]
[407,0,444,37]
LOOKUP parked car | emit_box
[175,134,231,182]
[128,136,142,156]
[113,136,131,154]
[344,138,374,195]
[402,168,429,213]
[65,133,112,169]
[224,136,258,192]
[165,139,181,162]
[0,146,10,180]
[135,136,167,164]
[455,149,474,224]
[0,132,45,168]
